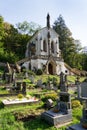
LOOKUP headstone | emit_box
[25,72,29,78]
[29,75,34,83]
[22,82,26,94]
[16,82,22,93]
[77,78,87,99]
[37,79,42,87]
[12,69,16,83]
[41,72,72,127]
[60,72,68,92]
[67,78,87,130]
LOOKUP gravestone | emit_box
[22,82,26,94]
[60,72,68,92]
[41,72,72,127]
[37,79,42,87]
[12,69,16,83]
[67,78,87,130]
[29,75,34,83]
[16,82,22,93]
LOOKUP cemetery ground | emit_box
[0,74,85,130]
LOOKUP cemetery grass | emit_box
[0,98,82,130]
[0,75,85,130]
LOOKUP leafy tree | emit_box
[3,22,30,61]
[16,21,41,35]
[3,22,18,52]
[0,16,4,41]
[53,15,83,70]
[81,53,87,71]
[53,15,72,52]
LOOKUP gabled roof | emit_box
[28,26,59,43]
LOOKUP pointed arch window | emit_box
[51,41,54,53]
[43,39,47,52]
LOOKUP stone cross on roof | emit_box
[47,13,50,29]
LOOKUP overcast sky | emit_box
[0,0,87,47]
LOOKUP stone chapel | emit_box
[23,14,69,75]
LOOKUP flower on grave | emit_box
[17,94,24,99]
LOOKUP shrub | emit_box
[71,100,81,109]
[52,77,58,85]
[0,101,4,109]
[42,82,47,86]
[36,69,43,75]
[17,94,24,99]
[28,70,36,76]
[41,93,58,102]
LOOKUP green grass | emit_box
[0,97,83,130]
[0,75,85,130]
[0,86,9,94]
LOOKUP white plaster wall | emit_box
[24,27,70,75]
[25,27,60,57]
[38,28,59,57]
[56,61,69,75]
[22,61,29,70]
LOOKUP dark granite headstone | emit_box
[16,82,21,93]
[41,72,72,127]
[22,82,26,94]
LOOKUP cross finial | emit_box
[47,13,50,29]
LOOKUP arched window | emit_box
[51,41,54,53]
[43,40,47,52]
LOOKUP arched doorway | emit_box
[48,63,53,75]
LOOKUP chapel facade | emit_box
[23,14,68,75]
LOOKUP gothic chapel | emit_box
[23,14,68,75]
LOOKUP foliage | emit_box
[16,21,41,35]
[71,100,81,109]
[0,86,9,94]
[41,93,58,102]
[0,14,87,70]
[0,15,4,40]
[28,70,36,76]
[36,69,43,75]
[23,79,31,83]
[17,94,24,99]
[0,85,83,130]
[3,22,30,60]
[53,15,84,70]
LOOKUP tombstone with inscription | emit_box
[67,78,87,130]
[41,72,72,127]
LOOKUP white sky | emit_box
[0,0,87,47]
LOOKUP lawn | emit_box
[0,74,85,130]
[0,91,82,130]
[0,99,82,130]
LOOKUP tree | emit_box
[53,15,72,51]
[3,22,18,52]
[53,15,83,70]
[3,22,30,60]
[0,16,4,41]
[16,21,41,35]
